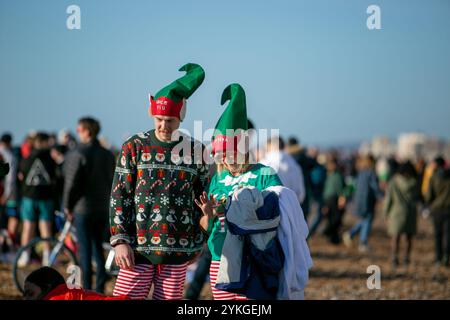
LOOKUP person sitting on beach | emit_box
[23,267,128,300]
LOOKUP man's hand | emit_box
[114,243,135,270]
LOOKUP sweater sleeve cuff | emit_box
[206,217,214,234]
[110,234,131,246]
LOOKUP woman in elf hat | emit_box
[109,63,210,300]
[195,83,283,300]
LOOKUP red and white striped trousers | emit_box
[113,263,188,300]
[209,260,248,300]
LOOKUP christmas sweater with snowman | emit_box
[109,129,209,265]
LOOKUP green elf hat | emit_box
[211,83,248,154]
[149,63,205,121]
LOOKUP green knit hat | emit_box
[149,63,205,121]
[211,83,248,154]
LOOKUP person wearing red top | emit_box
[23,267,128,300]
[43,284,128,300]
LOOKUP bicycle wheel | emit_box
[13,237,78,294]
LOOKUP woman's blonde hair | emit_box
[216,152,251,175]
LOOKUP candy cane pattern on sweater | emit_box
[133,138,144,147]
[136,179,147,189]
[180,182,191,191]
[164,180,176,191]
[149,180,163,190]
[113,181,124,193]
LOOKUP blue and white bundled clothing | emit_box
[267,185,313,300]
[215,185,313,300]
[215,186,284,300]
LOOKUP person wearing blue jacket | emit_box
[343,155,383,253]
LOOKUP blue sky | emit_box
[1,0,449,147]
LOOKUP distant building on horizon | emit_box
[359,135,396,158]
[359,132,450,162]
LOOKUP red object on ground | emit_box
[43,284,129,300]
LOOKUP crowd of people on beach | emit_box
[1,63,449,301]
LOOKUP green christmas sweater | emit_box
[206,163,283,261]
[109,129,209,265]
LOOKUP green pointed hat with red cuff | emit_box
[211,83,248,154]
[149,63,205,121]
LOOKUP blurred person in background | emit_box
[422,160,437,201]
[321,155,346,244]
[420,159,438,219]
[306,149,327,237]
[341,153,358,206]
[414,157,428,216]
[383,161,421,268]
[17,132,56,266]
[425,156,450,267]
[63,117,115,293]
[415,157,427,193]
[246,119,259,163]
[286,137,316,218]
[47,133,57,148]
[376,157,390,191]
[58,129,77,151]
[0,153,11,254]
[343,154,383,253]
[260,136,306,204]
[0,133,20,249]
[0,157,10,248]
[184,246,212,300]
[20,131,36,160]
[50,144,67,232]
[0,158,9,177]
[387,157,400,182]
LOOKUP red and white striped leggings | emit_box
[209,260,247,300]
[113,263,188,300]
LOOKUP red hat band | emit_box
[211,134,243,155]
[150,96,184,120]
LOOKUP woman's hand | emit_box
[114,243,135,270]
[195,191,217,218]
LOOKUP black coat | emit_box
[63,139,115,216]
[20,149,56,200]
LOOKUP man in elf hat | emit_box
[109,63,210,300]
